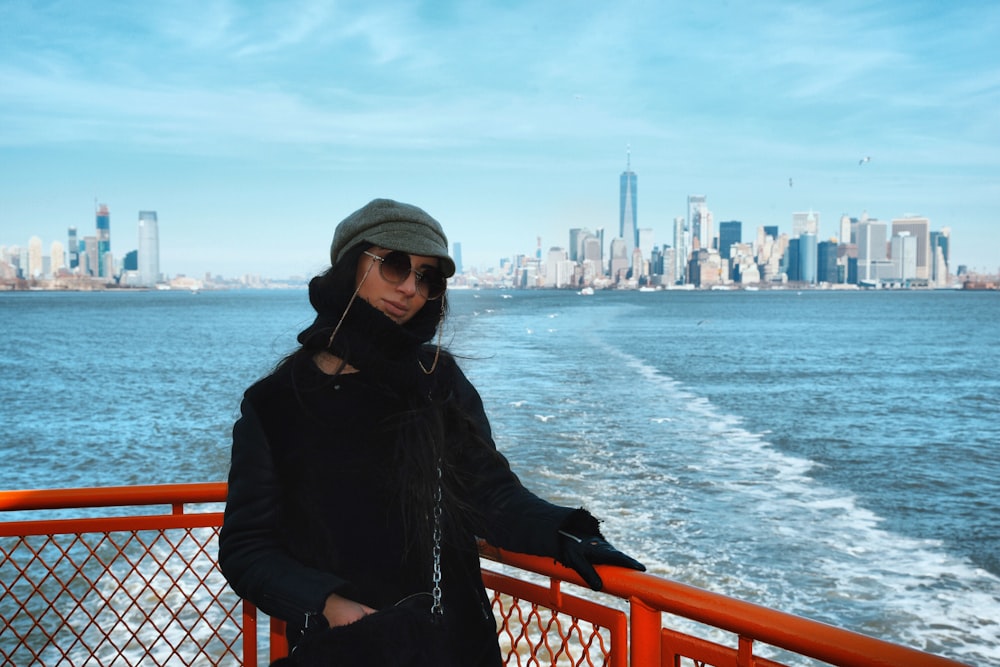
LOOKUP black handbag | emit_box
[272,593,456,667]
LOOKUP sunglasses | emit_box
[364,250,447,300]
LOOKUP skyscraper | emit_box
[28,236,43,278]
[96,203,111,278]
[799,232,818,284]
[50,240,65,275]
[67,227,79,269]
[857,219,888,282]
[138,210,160,287]
[568,229,585,262]
[785,238,801,282]
[930,228,951,285]
[619,150,638,264]
[687,195,709,250]
[609,238,628,281]
[672,216,687,285]
[571,228,600,270]
[817,240,838,284]
[83,236,98,276]
[891,232,917,282]
[891,216,931,280]
[839,214,852,245]
[718,221,742,260]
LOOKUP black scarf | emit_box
[296,274,443,396]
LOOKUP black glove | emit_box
[558,530,646,591]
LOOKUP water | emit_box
[2,288,998,665]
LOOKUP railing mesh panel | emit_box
[1,527,242,666]
[492,591,611,667]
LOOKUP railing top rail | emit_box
[481,546,971,667]
[0,481,227,512]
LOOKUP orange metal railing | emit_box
[0,483,972,667]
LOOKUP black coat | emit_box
[219,353,588,666]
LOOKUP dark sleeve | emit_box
[449,363,601,557]
[218,398,348,623]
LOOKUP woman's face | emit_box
[355,247,439,324]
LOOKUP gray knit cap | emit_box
[330,198,456,278]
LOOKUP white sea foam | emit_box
[472,305,1000,665]
[562,345,1000,666]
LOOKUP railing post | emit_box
[737,635,754,667]
[242,599,258,666]
[271,618,290,662]
[630,597,661,666]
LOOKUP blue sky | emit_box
[2,1,998,278]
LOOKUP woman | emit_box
[219,198,644,666]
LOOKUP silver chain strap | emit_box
[430,466,444,616]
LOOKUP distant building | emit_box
[28,236,43,278]
[67,227,79,269]
[891,216,931,280]
[857,219,889,283]
[96,204,111,278]
[817,240,838,284]
[620,151,638,264]
[730,242,755,282]
[631,247,645,279]
[785,238,800,282]
[691,248,723,287]
[890,232,917,283]
[544,247,572,287]
[582,234,602,264]
[799,232,817,284]
[568,229,584,263]
[123,249,139,271]
[50,240,65,275]
[138,211,160,287]
[839,214,852,245]
[83,236,98,276]
[930,227,951,286]
[609,238,628,282]
[756,228,782,282]
[688,195,710,252]
[718,221,741,260]
[672,216,687,284]
[571,228,602,271]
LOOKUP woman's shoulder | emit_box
[244,359,295,405]
[423,348,483,403]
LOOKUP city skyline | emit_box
[1,2,998,279]
[0,198,963,289]
[0,167,991,284]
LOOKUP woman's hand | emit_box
[558,530,646,591]
[322,592,376,627]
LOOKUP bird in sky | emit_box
[859,156,871,165]
[789,177,793,188]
